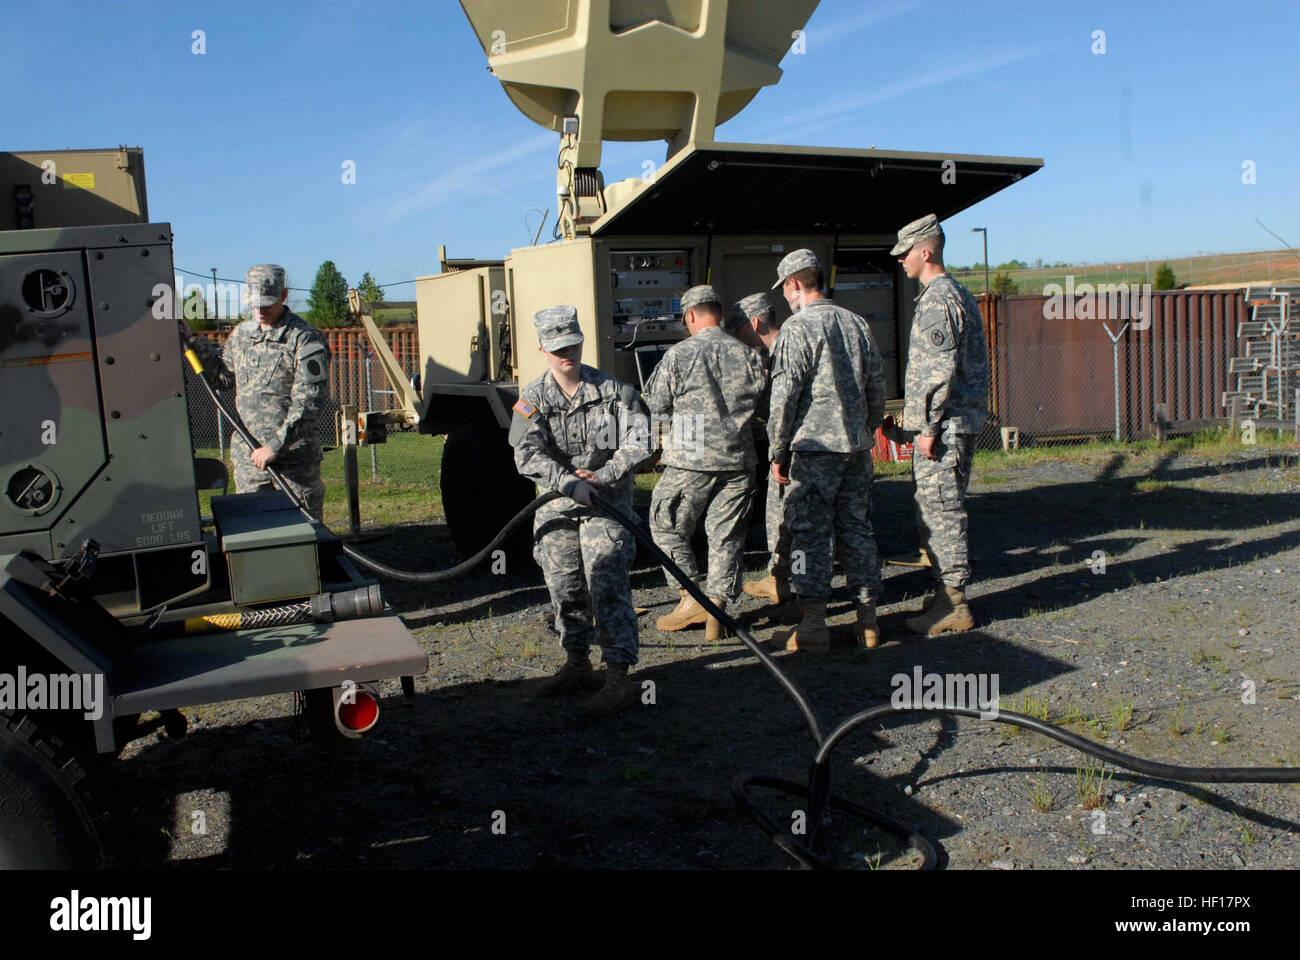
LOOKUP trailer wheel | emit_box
[441,424,537,569]
[0,712,123,868]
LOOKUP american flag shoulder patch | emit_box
[512,398,537,418]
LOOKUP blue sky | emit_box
[3,0,1297,302]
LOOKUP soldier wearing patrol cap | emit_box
[645,285,766,640]
[726,292,793,605]
[510,305,652,715]
[766,249,886,652]
[884,213,989,635]
[180,264,331,518]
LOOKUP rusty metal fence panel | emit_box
[977,289,1249,446]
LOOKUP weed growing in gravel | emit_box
[1168,702,1187,737]
[1077,757,1112,809]
[522,641,539,659]
[1028,778,1054,812]
[1193,720,1205,735]
[1000,694,1050,736]
[1233,812,1258,845]
[1191,647,1221,666]
[1212,724,1231,743]
[1062,703,1086,727]
[1169,816,1189,840]
[1107,698,1134,734]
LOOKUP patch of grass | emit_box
[1135,479,1173,493]
[196,431,447,531]
[977,473,1011,485]
[522,640,540,659]
[1077,757,1112,810]
[1028,778,1054,812]
[1191,647,1222,666]
[1107,697,1134,734]
[1212,724,1231,743]
[1168,702,1187,737]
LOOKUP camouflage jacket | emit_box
[191,311,330,458]
[510,365,651,506]
[644,325,767,471]
[767,299,885,461]
[902,273,989,436]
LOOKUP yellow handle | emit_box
[184,348,204,375]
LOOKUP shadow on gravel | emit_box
[120,622,1090,869]
[871,450,1300,625]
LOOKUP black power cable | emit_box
[183,344,1300,868]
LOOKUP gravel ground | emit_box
[116,444,1300,869]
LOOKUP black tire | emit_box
[0,711,123,868]
[440,423,537,569]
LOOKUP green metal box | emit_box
[212,491,320,605]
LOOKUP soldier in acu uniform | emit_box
[181,264,330,518]
[727,291,795,606]
[766,250,886,652]
[885,214,989,635]
[510,306,652,716]
[646,285,766,640]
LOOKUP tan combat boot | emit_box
[704,598,724,643]
[854,602,880,649]
[771,601,830,653]
[538,651,603,696]
[580,663,638,716]
[904,585,975,636]
[656,589,708,631]
[742,574,792,604]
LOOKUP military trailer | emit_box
[0,148,427,867]
[358,0,1042,558]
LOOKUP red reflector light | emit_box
[338,692,379,732]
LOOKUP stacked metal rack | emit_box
[1222,285,1300,428]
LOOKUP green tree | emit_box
[1154,262,1177,290]
[183,288,216,330]
[992,271,1019,295]
[356,271,384,307]
[308,260,350,327]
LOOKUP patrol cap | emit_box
[890,213,944,256]
[680,284,720,313]
[534,305,584,352]
[246,264,287,307]
[771,248,820,289]
[727,291,773,330]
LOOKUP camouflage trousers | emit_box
[783,450,881,604]
[911,433,975,588]
[231,438,325,519]
[649,466,753,605]
[533,496,639,665]
[765,471,788,577]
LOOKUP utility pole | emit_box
[210,266,223,461]
[971,227,989,295]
